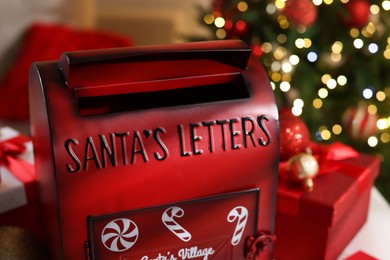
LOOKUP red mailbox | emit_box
[29,40,279,259]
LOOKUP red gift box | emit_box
[0,127,41,239]
[344,251,379,260]
[274,144,380,260]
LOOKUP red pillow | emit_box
[0,23,132,121]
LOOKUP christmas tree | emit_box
[195,0,390,201]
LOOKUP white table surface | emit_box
[338,188,390,259]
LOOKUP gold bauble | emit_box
[286,152,319,191]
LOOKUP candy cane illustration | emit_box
[227,206,248,246]
[101,218,139,252]
[162,206,192,242]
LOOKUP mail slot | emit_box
[29,40,279,259]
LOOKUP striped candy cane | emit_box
[162,206,192,242]
[227,206,248,246]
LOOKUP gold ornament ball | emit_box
[287,152,319,191]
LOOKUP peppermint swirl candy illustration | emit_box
[101,218,139,252]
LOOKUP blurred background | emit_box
[0,0,212,130]
[0,0,389,202]
[0,0,212,70]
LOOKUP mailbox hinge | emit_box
[84,241,91,260]
[245,232,276,260]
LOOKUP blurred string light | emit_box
[332,124,342,135]
[216,29,226,39]
[354,39,364,49]
[337,75,348,85]
[316,123,345,141]
[318,88,328,98]
[204,14,214,24]
[363,88,374,99]
[368,43,379,53]
[307,52,318,62]
[383,0,390,10]
[203,0,390,146]
[326,79,337,89]
[313,0,322,6]
[295,38,312,49]
[368,104,377,114]
[237,1,248,12]
[292,98,304,116]
[266,3,277,14]
[280,81,291,92]
[362,22,376,38]
[371,5,380,14]
[289,55,300,65]
[313,98,323,109]
[377,118,389,130]
[368,136,378,147]
[381,133,390,143]
[318,126,332,140]
[275,0,285,9]
[384,37,390,59]
[214,17,225,28]
[376,91,386,101]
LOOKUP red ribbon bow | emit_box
[279,142,359,181]
[309,141,359,175]
[0,135,35,183]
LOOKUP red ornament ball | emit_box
[279,109,311,161]
[342,104,379,140]
[226,20,249,38]
[344,0,370,28]
[282,0,317,27]
[251,44,263,58]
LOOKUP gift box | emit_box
[0,127,41,239]
[344,251,379,260]
[274,143,380,260]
